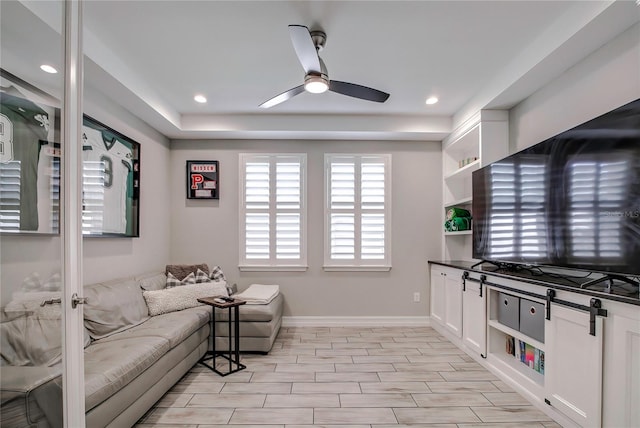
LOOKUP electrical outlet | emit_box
[413,292,420,302]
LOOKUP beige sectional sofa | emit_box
[0,269,283,428]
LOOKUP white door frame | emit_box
[62,0,86,425]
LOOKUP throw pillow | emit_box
[20,272,62,292]
[195,268,210,283]
[143,281,228,316]
[165,263,209,281]
[136,272,167,291]
[209,265,226,282]
[166,272,196,288]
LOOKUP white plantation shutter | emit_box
[240,154,306,270]
[325,154,391,270]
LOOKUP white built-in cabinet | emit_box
[601,303,640,428]
[430,265,463,338]
[545,304,603,427]
[441,110,509,261]
[429,263,639,428]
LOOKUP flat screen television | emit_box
[472,98,640,276]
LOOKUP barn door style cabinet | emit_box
[428,261,640,428]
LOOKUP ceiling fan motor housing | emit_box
[310,30,326,51]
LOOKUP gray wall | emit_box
[510,23,640,152]
[82,87,172,284]
[169,140,442,318]
[0,89,171,304]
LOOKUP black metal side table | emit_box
[197,296,246,376]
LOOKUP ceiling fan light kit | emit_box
[304,74,329,93]
[259,24,390,108]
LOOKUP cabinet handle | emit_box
[529,306,536,315]
[479,275,486,298]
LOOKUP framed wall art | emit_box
[0,68,61,235]
[186,160,219,199]
[82,115,140,237]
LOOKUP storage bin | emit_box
[497,292,520,331]
[519,298,545,343]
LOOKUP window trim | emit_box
[239,153,307,271]
[323,153,392,271]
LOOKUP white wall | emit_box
[169,140,442,318]
[510,23,640,152]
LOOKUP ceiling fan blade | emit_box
[329,80,390,103]
[289,25,321,74]
[259,85,305,108]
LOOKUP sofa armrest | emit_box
[1,366,62,427]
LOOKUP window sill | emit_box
[323,265,392,272]
[239,265,308,272]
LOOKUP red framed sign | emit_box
[186,160,219,199]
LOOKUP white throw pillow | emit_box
[143,281,228,316]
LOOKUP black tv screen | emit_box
[472,98,640,276]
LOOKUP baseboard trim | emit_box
[282,316,431,328]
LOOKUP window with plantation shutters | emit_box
[487,156,548,260]
[324,154,391,271]
[239,154,306,271]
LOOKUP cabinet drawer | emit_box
[497,292,520,331]
[519,298,545,343]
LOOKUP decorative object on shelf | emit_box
[0,68,61,234]
[82,115,141,238]
[186,160,219,199]
[444,206,472,232]
[458,156,479,169]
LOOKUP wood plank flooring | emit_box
[135,326,560,427]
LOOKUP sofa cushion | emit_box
[83,279,149,340]
[84,335,170,410]
[143,281,228,316]
[165,263,209,281]
[95,306,210,349]
[216,293,283,322]
[135,272,167,291]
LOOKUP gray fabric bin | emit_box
[519,298,545,343]
[497,292,520,331]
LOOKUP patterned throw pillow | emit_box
[166,272,196,288]
[195,268,210,283]
[209,265,226,282]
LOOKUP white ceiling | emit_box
[2,1,639,141]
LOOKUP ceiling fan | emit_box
[259,25,390,108]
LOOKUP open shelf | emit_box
[445,230,472,236]
[444,159,480,181]
[444,196,473,208]
[487,348,545,388]
[488,319,545,351]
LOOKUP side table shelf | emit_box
[197,296,247,376]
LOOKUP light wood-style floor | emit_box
[135,326,559,427]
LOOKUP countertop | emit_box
[428,260,639,306]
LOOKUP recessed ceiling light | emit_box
[194,94,207,103]
[40,64,58,74]
[425,96,439,105]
